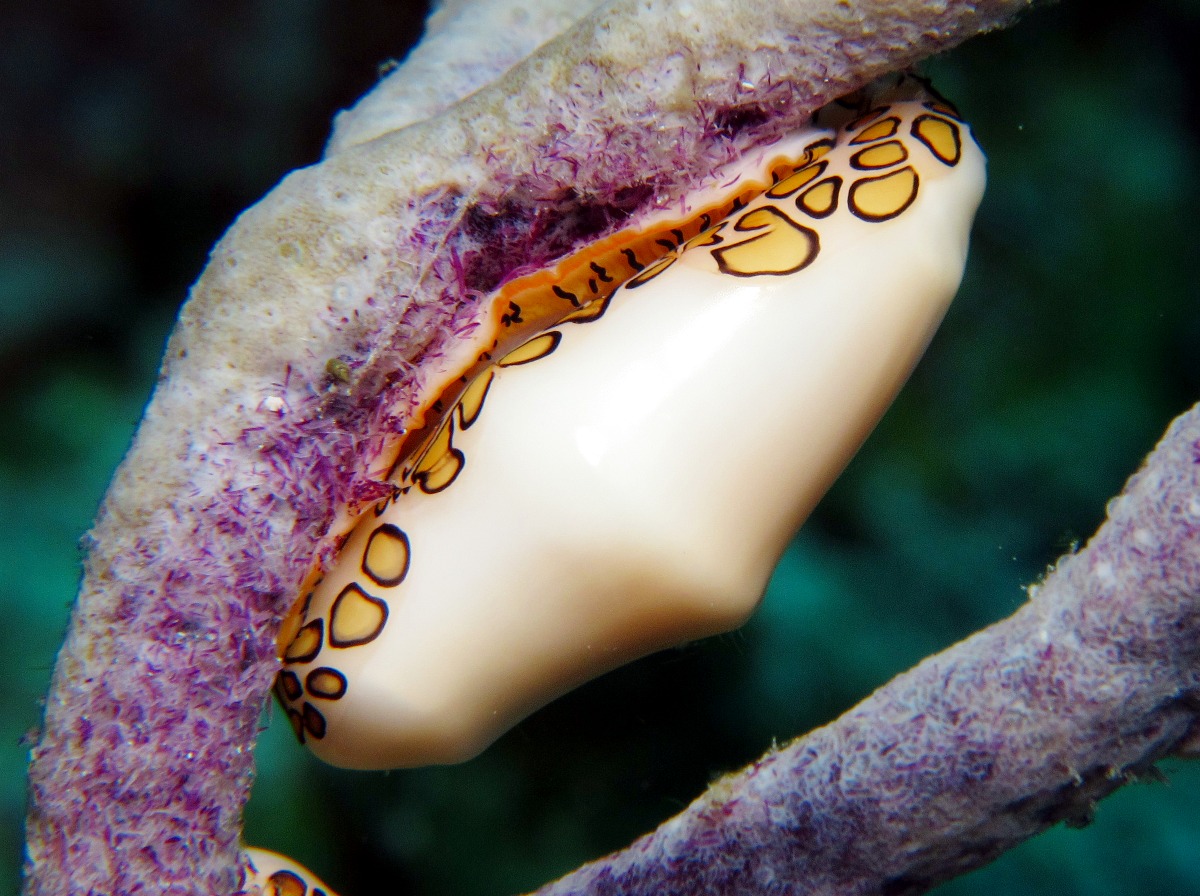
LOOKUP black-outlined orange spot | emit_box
[766,161,826,199]
[412,421,464,494]
[276,600,306,660]
[850,116,900,144]
[850,140,908,170]
[329,583,389,648]
[362,523,411,587]
[624,253,675,288]
[797,177,842,219]
[923,98,963,120]
[498,331,562,366]
[711,206,819,277]
[912,114,962,166]
[278,670,303,702]
[306,667,348,700]
[848,167,919,222]
[265,870,308,896]
[457,369,494,429]
[805,137,835,162]
[284,620,323,664]
[560,293,614,324]
[301,702,326,739]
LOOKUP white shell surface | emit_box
[281,83,986,769]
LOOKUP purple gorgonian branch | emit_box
[23,1,1058,894]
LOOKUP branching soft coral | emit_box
[21,1,1102,894]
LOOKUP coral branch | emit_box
[533,403,1200,896]
[24,0,1036,894]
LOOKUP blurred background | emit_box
[2,0,1198,893]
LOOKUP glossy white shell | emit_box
[277,81,986,769]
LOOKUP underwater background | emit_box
[2,0,1198,893]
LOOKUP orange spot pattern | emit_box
[275,82,971,745]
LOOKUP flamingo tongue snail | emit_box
[248,74,985,892]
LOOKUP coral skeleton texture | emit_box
[36,0,1187,894]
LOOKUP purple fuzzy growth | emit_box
[22,1,1037,893]
[533,405,1200,895]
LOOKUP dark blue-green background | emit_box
[3,1,1198,893]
